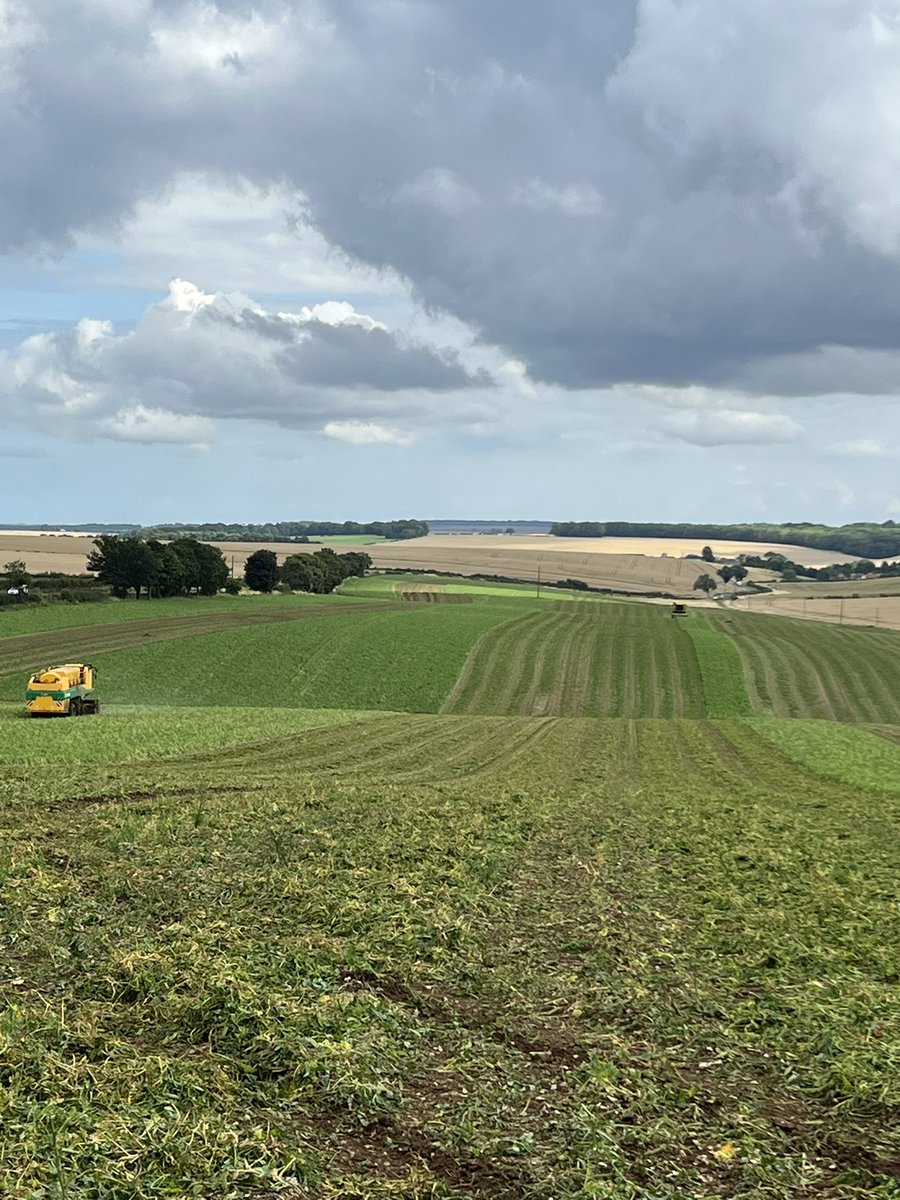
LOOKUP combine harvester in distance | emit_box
[25,663,99,717]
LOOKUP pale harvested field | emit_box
[0,531,855,591]
[0,535,378,576]
[0,532,775,596]
[0,534,94,574]
[364,536,753,596]
[552,535,856,566]
[777,576,900,599]
[738,593,900,631]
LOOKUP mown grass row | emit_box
[0,703,373,765]
[706,608,900,722]
[680,616,753,717]
[0,716,896,1197]
[445,602,706,717]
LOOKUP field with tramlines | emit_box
[0,583,897,1199]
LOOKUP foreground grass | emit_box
[0,716,896,1197]
[0,704,372,764]
[751,715,900,795]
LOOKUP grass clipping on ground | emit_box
[0,715,897,1198]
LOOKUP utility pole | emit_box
[839,597,844,625]
[536,565,541,599]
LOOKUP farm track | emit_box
[0,602,407,678]
[707,610,900,722]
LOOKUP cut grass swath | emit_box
[444,601,705,717]
[680,614,752,716]
[706,607,900,722]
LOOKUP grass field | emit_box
[339,574,606,602]
[0,583,897,1198]
[706,607,900,722]
[443,603,707,717]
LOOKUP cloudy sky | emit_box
[2,0,900,524]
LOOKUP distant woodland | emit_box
[139,520,429,542]
[550,522,900,560]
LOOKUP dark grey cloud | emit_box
[2,2,900,394]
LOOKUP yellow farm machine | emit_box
[25,663,99,717]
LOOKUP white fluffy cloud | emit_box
[323,420,413,446]
[99,404,214,448]
[0,280,494,446]
[661,408,803,446]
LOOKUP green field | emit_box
[339,573,609,602]
[0,582,897,1197]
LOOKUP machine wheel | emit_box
[69,698,82,717]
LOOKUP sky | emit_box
[2,0,900,525]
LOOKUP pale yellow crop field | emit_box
[0,530,855,594]
[550,535,856,566]
[737,592,900,631]
[363,536,755,595]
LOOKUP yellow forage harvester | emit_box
[25,663,99,718]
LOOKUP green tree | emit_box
[3,560,31,590]
[341,552,372,578]
[170,539,229,595]
[731,564,748,583]
[701,545,715,563]
[693,573,717,594]
[146,541,186,598]
[87,536,158,599]
[244,549,279,593]
[717,566,734,584]
[280,553,324,593]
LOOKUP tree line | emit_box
[87,536,376,599]
[139,519,429,542]
[550,521,900,560]
[88,536,231,599]
[244,549,371,594]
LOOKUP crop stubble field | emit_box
[0,587,897,1198]
[0,532,794,595]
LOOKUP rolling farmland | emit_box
[363,535,774,594]
[740,590,900,632]
[0,531,784,595]
[0,586,897,1198]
